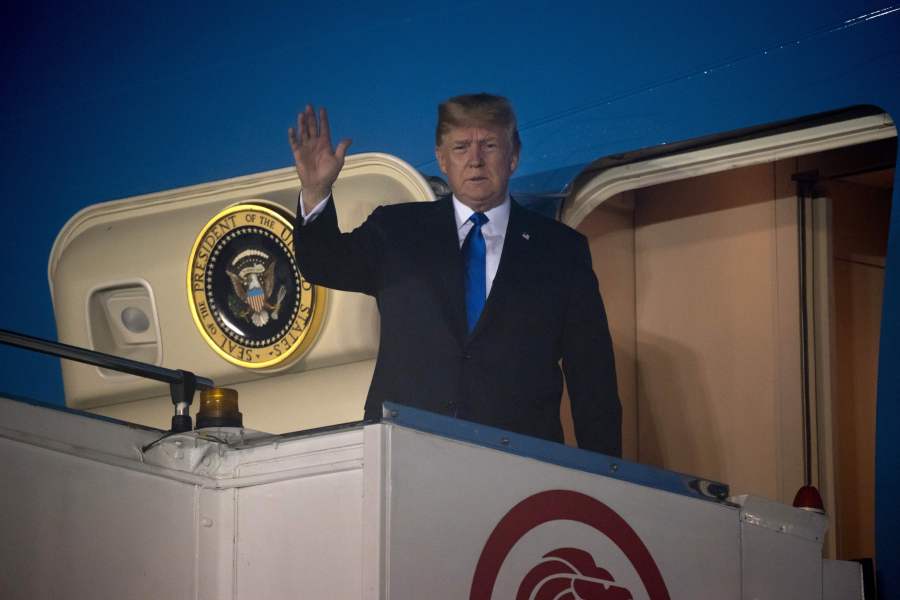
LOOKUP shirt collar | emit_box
[452,195,511,234]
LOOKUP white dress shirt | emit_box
[300,192,511,296]
[452,195,510,296]
[298,191,330,223]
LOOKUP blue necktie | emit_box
[463,212,489,333]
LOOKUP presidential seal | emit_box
[187,202,325,369]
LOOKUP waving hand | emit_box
[288,105,352,211]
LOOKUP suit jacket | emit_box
[294,195,622,456]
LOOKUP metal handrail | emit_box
[0,328,212,432]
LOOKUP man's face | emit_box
[435,124,519,212]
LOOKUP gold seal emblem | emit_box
[187,202,325,369]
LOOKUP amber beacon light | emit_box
[196,387,243,429]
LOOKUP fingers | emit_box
[334,138,352,162]
[307,104,318,138]
[296,104,331,143]
[297,105,312,142]
[300,105,311,141]
[319,107,331,142]
[291,104,349,161]
[287,128,300,157]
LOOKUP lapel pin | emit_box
[522,233,530,240]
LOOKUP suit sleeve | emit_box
[561,235,623,457]
[293,194,383,296]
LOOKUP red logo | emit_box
[470,490,670,600]
[518,547,633,599]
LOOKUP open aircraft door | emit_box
[48,153,435,433]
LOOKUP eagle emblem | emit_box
[188,202,326,369]
[225,249,288,327]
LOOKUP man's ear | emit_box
[435,146,448,174]
[509,147,520,173]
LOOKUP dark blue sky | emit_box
[1,1,896,404]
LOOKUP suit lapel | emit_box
[427,196,469,346]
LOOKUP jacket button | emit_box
[463,353,472,360]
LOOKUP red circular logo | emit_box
[469,490,670,599]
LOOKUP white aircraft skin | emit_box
[0,2,897,592]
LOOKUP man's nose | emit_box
[466,145,484,165]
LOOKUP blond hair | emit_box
[436,93,521,149]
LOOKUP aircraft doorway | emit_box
[560,112,896,562]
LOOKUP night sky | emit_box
[1,1,896,404]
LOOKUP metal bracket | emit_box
[170,370,198,433]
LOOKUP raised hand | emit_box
[288,105,352,210]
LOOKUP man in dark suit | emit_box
[288,93,621,456]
